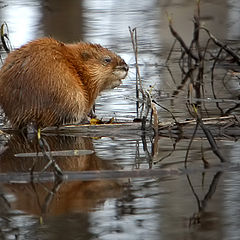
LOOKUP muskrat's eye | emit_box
[103,56,112,64]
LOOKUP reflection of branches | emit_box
[134,134,162,168]
[187,171,222,226]
[41,178,63,215]
[154,139,176,165]
[31,178,63,216]
[141,135,153,168]
[36,130,63,178]
[134,137,153,169]
[184,121,199,168]
[134,140,141,169]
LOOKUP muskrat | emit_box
[0,37,128,129]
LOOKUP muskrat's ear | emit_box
[81,51,91,61]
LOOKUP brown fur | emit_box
[0,37,128,128]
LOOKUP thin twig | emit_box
[152,100,178,124]
[196,108,225,162]
[210,46,224,115]
[129,27,146,118]
[184,121,199,168]
[168,16,199,62]
[172,66,196,97]
[201,26,240,65]
[165,39,177,65]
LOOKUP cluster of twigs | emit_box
[164,1,240,165]
[167,1,240,112]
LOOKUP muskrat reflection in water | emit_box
[0,135,123,215]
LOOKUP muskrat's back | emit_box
[0,37,128,128]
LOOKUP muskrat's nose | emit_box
[123,64,129,72]
[116,62,129,73]
[119,59,129,72]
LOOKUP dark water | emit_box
[1,0,240,239]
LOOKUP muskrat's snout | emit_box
[114,63,128,81]
[116,64,128,74]
[122,62,129,78]
[120,59,129,72]
[121,62,129,72]
[116,59,129,79]
[123,64,129,74]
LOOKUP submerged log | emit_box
[42,121,150,138]
[39,115,240,139]
[1,115,239,139]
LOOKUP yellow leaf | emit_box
[90,118,103,125]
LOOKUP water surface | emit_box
[0,0,240,240]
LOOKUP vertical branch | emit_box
[132,28,144,96]
[211,47,224,115]
[192,1,202,103]
[194,0,202,60]
[129,27,145,118]
[168,15,199,62]
[129,26,151,131]
[129,27,139,117]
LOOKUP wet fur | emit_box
[0,37,128,128]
